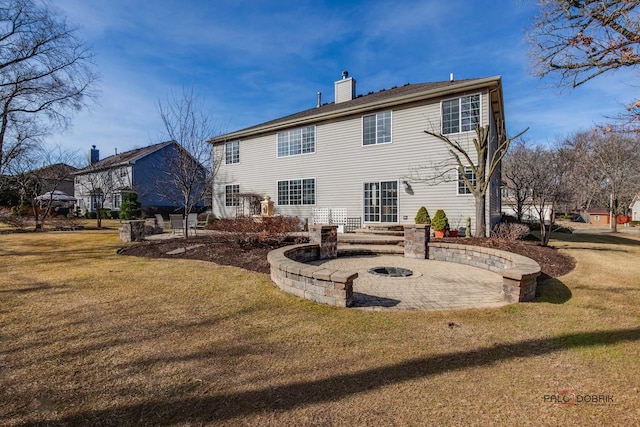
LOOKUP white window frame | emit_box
[277,126,316,158]
[225,184,240,207]
[90,193,103,212]
[362,111,392,146]
[225,141,240,165]
[441,93,481,135]
[458,166,476,195]
[363,180,399,223]
[277,178,316,206]
[113,193,122,210]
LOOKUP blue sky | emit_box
[50,0,638,160]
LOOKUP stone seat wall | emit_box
[267,244,357,307]
[427,242,540,302]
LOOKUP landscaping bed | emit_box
[119,234,575,279]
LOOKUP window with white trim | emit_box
[442,94,480,134]
[277,178,315,205]
[277,126,315,157]
[113,193,122,209]
[225,184,239,206]
[458,167,476,195]
[363,111,392,145]
[225,141,239,164]
[90,192,103,212]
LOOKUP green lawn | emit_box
[1,229,639,425]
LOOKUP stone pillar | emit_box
[404,224,430,259]
[119,220,146,242]
[309,224,337,260]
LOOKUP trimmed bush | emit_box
[414,206,431,225]
[431,210,449,231]
[119,192,142,220]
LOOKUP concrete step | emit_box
[339,235,404,245]
[338,244,404,256]
[353,228,404,236]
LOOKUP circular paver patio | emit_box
[312,254,507,311]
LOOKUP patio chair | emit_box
[169,214,184,235]
[154,214,166,230]
[187,213,198,235]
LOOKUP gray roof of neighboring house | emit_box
[208,75,503,144]
[74,141,174,174]
[31,163,78,179]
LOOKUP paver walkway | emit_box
[313,254,507,311]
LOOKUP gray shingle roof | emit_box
[75,141,173,174]
[209,76,500,143]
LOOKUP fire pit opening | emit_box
[368,266,413,277]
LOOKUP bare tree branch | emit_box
[0,0,99,174]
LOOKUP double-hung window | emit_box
[277,178,315,205]
[225,141,240,164]
[113,193,122,209]
[442,94,480,134]
[277,126,315,157]
[225,184,240,206]
[457,167,476,195]
[363,111,392,145]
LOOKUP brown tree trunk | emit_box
[475,193,486,237]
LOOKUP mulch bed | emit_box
[119,234,575,278]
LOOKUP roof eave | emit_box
[208,76,502,144]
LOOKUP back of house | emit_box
[209,73,508,235]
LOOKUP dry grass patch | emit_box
[1,230,639,426]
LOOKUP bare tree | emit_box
[6,144,79,230]
[530,0,640,87]
[528,146,573,246]
[563,128,640,231]
[502,137,536,221]
[156,88,218,237]
[529,1,640,128]
[420,124,527,237]
[75,164,130,229]
[0,0,99,174]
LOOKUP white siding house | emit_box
[209,74,508,236]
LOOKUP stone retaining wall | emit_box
[427,242,540,302]
[267,244,356,307]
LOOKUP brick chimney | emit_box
[334,71,356,104]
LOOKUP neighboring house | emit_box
[500,182,551,222]
[581,209,610,225]
[33,163,78,197]
[74,141,207,216]
[630,196,640,221]
[209,73,508,236]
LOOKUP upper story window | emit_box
[442,94,480,135]
[363,111,392,145]
[225,141,240,164]
[277,126,315,157]
[458,166,476,195]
